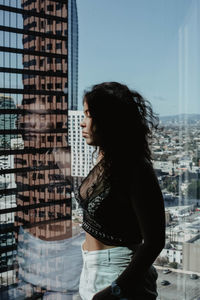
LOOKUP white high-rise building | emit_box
[68,110,95,177]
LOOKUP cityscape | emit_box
[0,1,200,300]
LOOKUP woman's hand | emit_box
[92,286,117,300]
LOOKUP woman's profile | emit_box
[76,82,165,300]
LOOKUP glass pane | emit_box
[1,0,199,299]
[77,1,200,299]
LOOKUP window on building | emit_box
[56,3,63,10]
[47,44,52,50]
[55,83,62,89]
[56,136,62,142]
[47,57,53,64]
[40,59,44,66]
[47,83,53,89]
[38,173,45,179]
[56,30,62,36]
[56,95,62,102]
[39,211,45,218]
[56,43,62,49]
[56,122,63,128]
[47,96,53,102]
[40,20,44,28]
[55,57,62,64]
[47,19,53,25]
[47,5,54,12]
[47,136,54,142]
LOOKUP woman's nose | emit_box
[80,119,85,128]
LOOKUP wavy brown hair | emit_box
[83,82,159,184]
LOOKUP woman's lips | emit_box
[82,132,88,137]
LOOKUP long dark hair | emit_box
[83,82,159,183]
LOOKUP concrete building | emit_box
[160,247,183,264]
[166,205,195,218]
[153,160,174,175]
[68,110,94,178]
[165,210,171,226]
[14,0,75,241]
[183,234,200,273]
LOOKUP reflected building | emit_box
[14,0,74,242]
[68,110,94,197]
[68,110,94,178]
[0,96,17,148]
[0,0,78,296]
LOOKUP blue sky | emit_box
[76,0,200,116]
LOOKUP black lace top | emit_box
[75,160,143,246]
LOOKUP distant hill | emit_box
[160,114,200,124]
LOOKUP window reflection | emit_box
[0,0,80,298]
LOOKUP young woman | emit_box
[76,82,165,300]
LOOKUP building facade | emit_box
[15,0,71,241]
[68,0,79,110]
[0,0,78,295]
[0,96,18,148]
[183,234,200,273]
[68,110,94,178]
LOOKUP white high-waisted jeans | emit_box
[79,242,158,300]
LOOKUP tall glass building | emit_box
[68,0,78,110]
[0,0,79,298]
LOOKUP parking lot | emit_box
[156,267,200,300]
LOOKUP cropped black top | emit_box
[75,160,143,247]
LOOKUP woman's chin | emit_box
[85,138,96,146]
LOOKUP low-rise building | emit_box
[160,246,183,264]
[183,234,200,273]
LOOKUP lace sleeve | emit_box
[79,160,106,201]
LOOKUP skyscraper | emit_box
[68,110,94,178]
[15,0,71,241]
[68,0,79,110]
[0,0,78,295]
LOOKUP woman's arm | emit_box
[92,162,165,299]
[115,162,166,296]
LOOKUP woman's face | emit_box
[80,101,96,145]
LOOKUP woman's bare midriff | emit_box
[83,232,118,251]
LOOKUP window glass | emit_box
[1,0,199,299]
[76,1,200,299]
